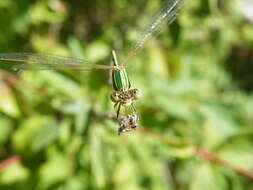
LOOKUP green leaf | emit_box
[89,126,107,188]
[0,81,20,117]
[30,118,59,153]
[38,152,73,189]
[218,139,253,169]
[12,116,59,153]
[0,162,29,184]
[190,164,227,190]
[0,116,13,144]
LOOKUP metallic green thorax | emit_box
[111,50,131,91]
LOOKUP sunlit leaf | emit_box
[0,80,20,117]
[0,162,29,184]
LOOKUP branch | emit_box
[196,147,253,180]
[0,155,21,171]
[140,127,253,180]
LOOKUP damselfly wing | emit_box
[0,0,184,134]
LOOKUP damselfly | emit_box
[0,0,184,134]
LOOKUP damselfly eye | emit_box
[131,89,141,100]
[111,92,120,102]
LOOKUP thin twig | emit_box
[196,147,253,180]
[0,155,21,171]
[0,70,53,96]
[140,128,253,181]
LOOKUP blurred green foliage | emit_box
[0,0,253,189]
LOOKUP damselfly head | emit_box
[111,91,120,102]
[111,89,133,106]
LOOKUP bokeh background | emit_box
[0,0,253,189]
